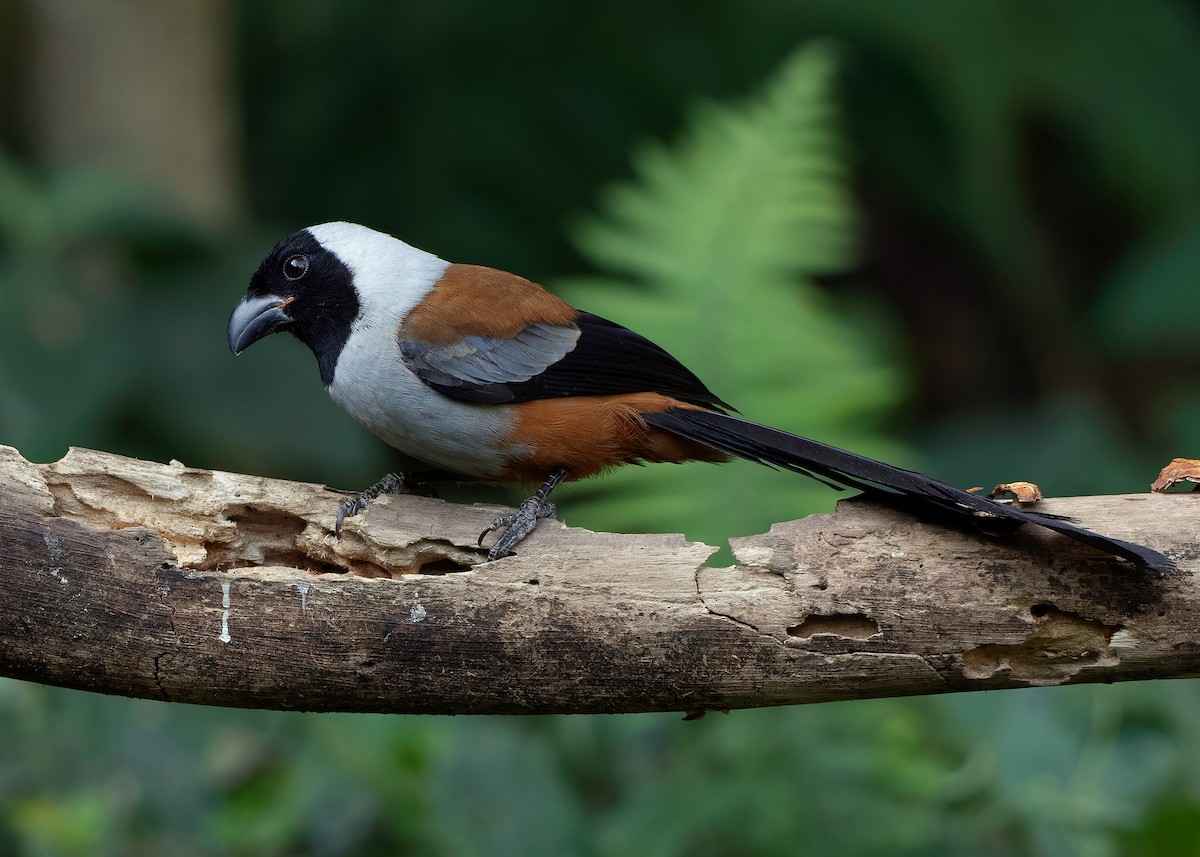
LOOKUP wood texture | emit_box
[0,445,1196,715]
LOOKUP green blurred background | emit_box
[3,1,1200,854]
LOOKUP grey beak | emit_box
[228,294,293,355]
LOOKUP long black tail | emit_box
[642,408,1173,574]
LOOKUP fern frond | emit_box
[552,43,908,550]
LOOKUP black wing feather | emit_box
[402,312,733,410]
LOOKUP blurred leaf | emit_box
[8,791,116,857]
[1090,219,1200,353]
[0,148,180,463]
[1120,803,1200,857]
[554,43,907,552]
[1160,390,1200,465]
[1012,0,1200,225]
[941,683,1185,856]
[427,726,584,857]
[918,397,1156,496]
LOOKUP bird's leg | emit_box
[479,468,569,560]
[333,469,450,534]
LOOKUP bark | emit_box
[0,445,1195,715]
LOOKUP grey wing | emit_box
[398,322,581,404]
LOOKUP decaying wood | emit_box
[0,445,1196,715]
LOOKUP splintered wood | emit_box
[0,445,1194,715]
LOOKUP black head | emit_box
[228,228,360,386]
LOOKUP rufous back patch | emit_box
[399,264,579,346]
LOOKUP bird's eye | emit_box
[283,254,310,280]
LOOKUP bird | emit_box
[227,221,1173,573]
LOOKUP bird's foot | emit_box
[478,498,558,560]
[477,468,569,560]
[334,472,426,534]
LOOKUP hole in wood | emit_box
[787,613,879,641]
[963,607,1122,684]
[411,557,473,575]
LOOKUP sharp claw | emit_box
[334,498,361,534]
[478,514,514,548]
[331,472,412,536]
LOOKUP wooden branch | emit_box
[0,445,1195,715]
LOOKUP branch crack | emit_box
[693,565,784,645]
[152,652,171,703]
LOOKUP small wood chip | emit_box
[989,481,1045,504]
[1151,458,1200,492]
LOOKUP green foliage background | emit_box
[3,2,1200,854]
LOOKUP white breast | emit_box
[312,222,520,478]
[328,326,519,478]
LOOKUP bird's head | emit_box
[228,222,445,385]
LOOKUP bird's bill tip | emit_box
[227,293,293,355]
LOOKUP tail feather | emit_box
[642,408,1174,575]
